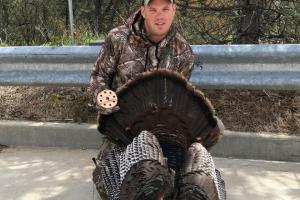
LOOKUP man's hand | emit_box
[97,105,120,115]
[97,90,119,115]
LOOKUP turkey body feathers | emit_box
[98,69,221,149]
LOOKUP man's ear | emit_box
[172,4,177,12]
[141,6,146,18]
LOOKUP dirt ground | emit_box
[0,86,299,135]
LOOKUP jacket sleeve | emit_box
[90,36,118,103]
[178,44,195,80]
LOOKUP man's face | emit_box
[141,0,176,42]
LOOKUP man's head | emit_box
[142,0,174,5]
[141,0,176,43]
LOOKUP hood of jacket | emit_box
[125,10,177,48]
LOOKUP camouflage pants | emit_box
[92,133,226,200]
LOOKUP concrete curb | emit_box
[0,120,102,149]
[0,120,299,162]
[210,131,300,162]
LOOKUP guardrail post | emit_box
[68,0,75,44]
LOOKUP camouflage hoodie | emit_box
[90,10,195,102]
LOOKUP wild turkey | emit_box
[98,69,223,169]
[97,69,225,199]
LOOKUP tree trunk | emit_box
[93,0,102,34]
[234,0,266,44]
[42,4,50,42]
[0,0,9,41]
[65,1,69,28]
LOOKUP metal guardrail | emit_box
[0,45,300,90]
[192,45,300,90]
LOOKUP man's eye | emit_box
[163,8,170,11]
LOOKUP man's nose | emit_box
[155,11,164,18]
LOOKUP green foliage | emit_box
[0,42,8,46]
[0,0,108,45]
[0,0,299,45]
[48,93,64,105]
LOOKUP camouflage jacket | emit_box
[90,10,195,101]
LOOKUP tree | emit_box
[233,0,266,43]
[233,0,300,43]
[0,0,299,45]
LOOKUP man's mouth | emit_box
[155,22,165,26]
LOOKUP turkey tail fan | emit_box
[98,69,223,150]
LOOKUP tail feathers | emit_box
[119,160,174,200]
[179,170,219,200]
[183,142,224,199]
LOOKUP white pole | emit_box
[68,0,74,44]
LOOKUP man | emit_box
[90,0,194,106]
[90,0,225,199]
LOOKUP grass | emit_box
[0,32,106,46]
